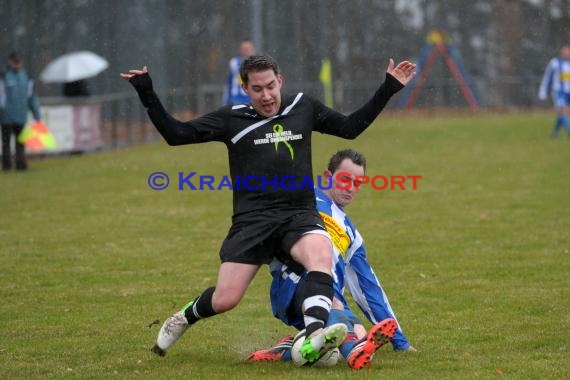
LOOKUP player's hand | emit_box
[120,66,157,108]
[386,59,416,86]
[120,66,153,91]
[120,66,148,81]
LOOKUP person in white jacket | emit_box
[538,45,570,138]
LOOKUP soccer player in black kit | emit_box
[120,55,415,363]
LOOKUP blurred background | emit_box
[1,0,569,150]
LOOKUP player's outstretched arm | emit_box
[120,66,225,146]
[313,58,416,139]
[386,59,416,86]
[120,66,160,108]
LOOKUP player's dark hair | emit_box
[240,54,280,84]
[327,149,367,173]
[8,51,21,63]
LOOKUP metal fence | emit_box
[34,73,548,155]
[39,88,202,152]
[3,0,569,111]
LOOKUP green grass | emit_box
[1,111,569,379]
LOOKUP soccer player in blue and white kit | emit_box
[223,39,255,105]
[539,45,570,138]
[248,149,415,370]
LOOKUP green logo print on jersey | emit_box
[273,123,294,160]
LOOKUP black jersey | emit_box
[143,74,403,216]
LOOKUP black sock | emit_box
[302,271,333,337]
[183,287,217,324]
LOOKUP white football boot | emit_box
[151,311,190,356]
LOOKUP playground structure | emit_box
[399,30,479,110]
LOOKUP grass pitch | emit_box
[0,111,569,379]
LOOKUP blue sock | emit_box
[282,348,292,361]
[552,117,563,137]
[326,309,359,359]
[326,308,350,327]
[339,332,359,359]
[561,115,570,134]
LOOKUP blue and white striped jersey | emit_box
[539,57,570,101]
[223,57,250,106]
[269,187,410,350]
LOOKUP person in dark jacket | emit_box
[0,52,41,171]
[63,79,90,97]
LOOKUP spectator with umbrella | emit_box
[40,50,109,97]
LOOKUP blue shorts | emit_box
[554,91,570,109]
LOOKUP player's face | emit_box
[8,58,22,70]
[243,69,283,118]
[324,159,365,208]
[240,41,255,58]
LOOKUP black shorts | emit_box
[219,207,327,268]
